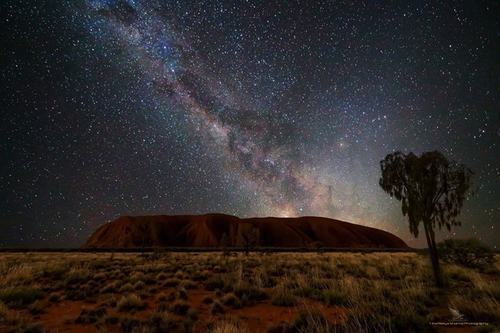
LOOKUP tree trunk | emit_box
[423,221,443,287]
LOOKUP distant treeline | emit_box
[0,247,418,253]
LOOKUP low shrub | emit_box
[178,287,189,300]
[100,281,119,294]
[179,279,198,290]
[64,267,91,285]
[120,316,141,333]
[27,300,46,314]
[134,281,146,290]
[323,290,350,307]
[163,278,181,287]
[210,300,224,314]
[117,294,147,312]
[291,310,335,333]
[204,275,225,291]
[148,309,178,332]
[170,300,191,316]
[211,317,249,333]
[75,306,107,324]
[48,292,61,303]
[271,287,298,307]
[119,283,134,293]
[0,287,44,308]
[221,293,239,306]
[202,296,213,304]
[233,285,268,302]
[156,272,169,281]
[438,238,495,269]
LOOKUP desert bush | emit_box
[102,314,120,325]
[27,300,46,314]
[271,285,298,307]
[210,317,249,333]
[134,281,146,290]
[174,270,186,279]
[191,270,209,282]
[64,266,91,285]
[3,264,35,287]
[179,279,198,290]
[0,287,44,308]
[221,293,239,306]
[93,272,107,281]
[323,289,350,307]
[130,271,145,284]
[0,301,8,321]
[117,293,146,312]
[65,288,87,301]
[170,300,191,316]
[204,275,226,291]
[104,295,117,307]
[210,300,224,314]
[41,264,67,280]
[186,307,199,321]
[18,324,48,333]
[307,278,331,291]
[148,309,178,332]
[257,273,277,287]
[75,306,107,324]
[294,286,323,300]
[233,284,268,301]
[47,292,60,303]
[156,272,169,281]
[438,238,495,269]
[144,275,157,285]
[119,283,134,293]
[120,316,141,333]
[178,287,189,300]
[100,281,119,294]
[291,309,335,333]
[163,278,181,287]
[202,296,213,304]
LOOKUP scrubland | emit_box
[0,250,499,333]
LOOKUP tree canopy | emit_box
[379,150,475,237]
[379,150,475,287]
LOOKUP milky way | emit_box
[1,0,499,248]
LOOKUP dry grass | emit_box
[0,251,498,332]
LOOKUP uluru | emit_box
[83,213,408,249]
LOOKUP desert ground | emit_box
[0,250,498,333]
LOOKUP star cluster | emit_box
[1,0,499,248]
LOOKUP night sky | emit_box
[1,0,499,248]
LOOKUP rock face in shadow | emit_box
[83,214,408,249]
[84,214,408,248]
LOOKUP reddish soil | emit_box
[0,284,349,333]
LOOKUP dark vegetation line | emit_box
[0,247,418,253]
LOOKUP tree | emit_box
[437,238,494,269]
[379,151,475,287]
[220,232,231,257]
[237,223,260,256]
[135,222,151,257]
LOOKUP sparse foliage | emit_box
[135,222,151,256]
[438,238,495,269]
[220,233,231,258]
[379,150,475,287]
[237,223,260,256]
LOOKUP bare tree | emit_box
[220,232,231,257]
[135,222,151,257]
[237,223,260,256]
[379,150,475,287]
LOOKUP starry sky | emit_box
[1,0,499,248]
